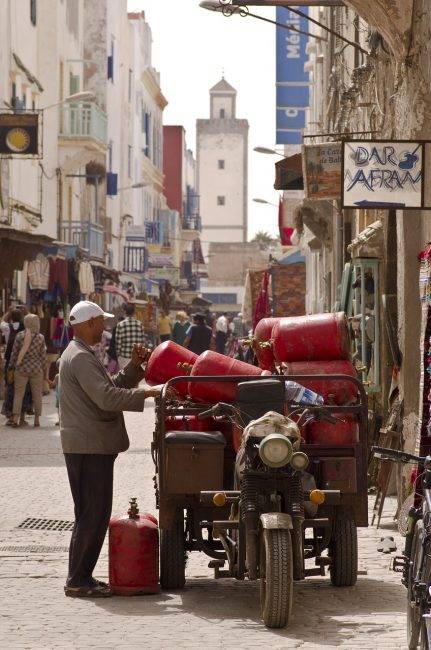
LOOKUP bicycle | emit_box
[373,446,431,649]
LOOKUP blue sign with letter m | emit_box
[276,7,310,145]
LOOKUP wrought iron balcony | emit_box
[59,102,107,145]
[60,220,104,259]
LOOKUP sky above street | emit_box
[127,0,280,238]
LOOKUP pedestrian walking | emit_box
[215,312,229,354]
[183,313,214,355]
[157,309,172,342]
[232,312,245,338]
[60,300,166,598]
[115,303,146,370]
[10,314,46,428]
[106,317,124,375]
[172,311,190,347]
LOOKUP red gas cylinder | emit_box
[109,498,159,596]
[272,312,350,363]
[189,350,265,403]
[283,360,358,405]
[253,317,280,371]
[307,415,359,445]
[145,341,197,398]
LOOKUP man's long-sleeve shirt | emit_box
[59,338,146,454]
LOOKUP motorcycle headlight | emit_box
[290,451,309,471]
[259,433,293,468]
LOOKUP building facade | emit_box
[163,125,204,304]
[196,78,248,258]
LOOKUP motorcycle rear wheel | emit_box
[329,508,358,587]
[160,513,186,590]
[259,528,293,628]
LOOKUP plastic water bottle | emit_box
[285,380,324,406]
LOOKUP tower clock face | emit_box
[5,127,31,153]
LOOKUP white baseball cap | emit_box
[69,300,114,326]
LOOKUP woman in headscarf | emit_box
[1,309,29,425]
[10,314,46,428]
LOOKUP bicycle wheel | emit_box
[408,520,424,649]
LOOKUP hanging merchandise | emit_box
[68,258,81,305]
[253,271,271,330]
[418,246,431,456]
[27,253,49,290]
[48,255,68,300]
[78,260,95,297]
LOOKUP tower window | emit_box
[218,160,225,170]
[219,108,225,119]
[217,196,225,206]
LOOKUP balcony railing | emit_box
[123,245,148,274]
[59,102,108,145]
[60,220,104,259]
[182,215,201,231]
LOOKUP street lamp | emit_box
[253,198,278,206]
[40,91,96,112]
[117,181,149,192]
[254,146,285,157]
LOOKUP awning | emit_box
[0,227,54,283]
[274,154,303,191]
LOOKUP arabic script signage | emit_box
[342,140,427,209]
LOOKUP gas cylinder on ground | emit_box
[283,360,358,405]
[188,350,265,403]
[145,341,197,398]
[253,317,280,371]
[109,498,159,596]
[272,312,350,363]
[307,415,359,445]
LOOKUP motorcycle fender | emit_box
[260,512,293,530]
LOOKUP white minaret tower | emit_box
[197,78,249,257]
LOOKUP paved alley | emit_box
[0,394,407,649]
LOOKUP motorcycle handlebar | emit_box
[197,403,235,420]
[372,446,423,464]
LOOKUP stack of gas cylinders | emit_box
[252,312,359,445]
[144,311,358,447]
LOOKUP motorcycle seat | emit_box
[165,431,226,446]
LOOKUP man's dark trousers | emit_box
[64,453,117,587]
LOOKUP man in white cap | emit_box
[59,300,162,598]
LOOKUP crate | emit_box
[164,431,225,495]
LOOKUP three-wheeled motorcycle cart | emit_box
[151,373,368,628]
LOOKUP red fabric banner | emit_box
[278,197,294,245]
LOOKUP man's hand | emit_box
[144,384,179,400]
[131,344,152,368]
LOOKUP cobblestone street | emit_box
[0,394,407,649]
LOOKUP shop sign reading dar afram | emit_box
[342,140,430,209]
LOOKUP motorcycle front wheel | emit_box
[259,528,293,628]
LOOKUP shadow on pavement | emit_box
[93,575,405,644]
